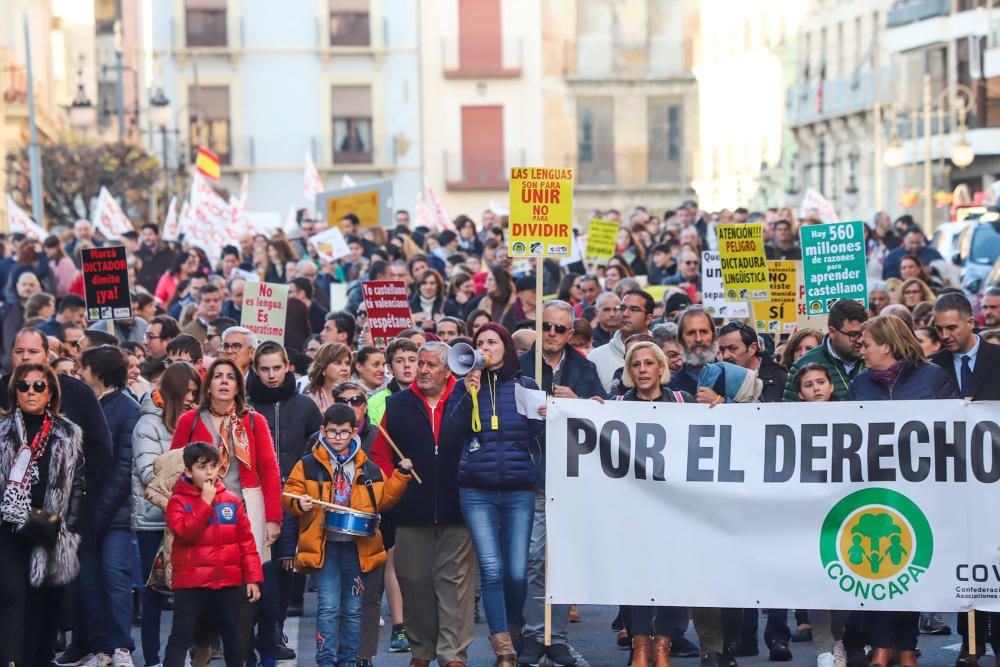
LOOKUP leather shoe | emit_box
[769,641,792,662]
[726,640,758,658]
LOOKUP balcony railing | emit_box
[886,0,950,28]
[786,67,895,125]
[443,150,524,191]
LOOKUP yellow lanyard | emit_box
[487,373,499,430]
[471,383,482,433]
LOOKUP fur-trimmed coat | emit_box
[0,413,86,587]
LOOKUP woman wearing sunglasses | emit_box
[0,363,86,667]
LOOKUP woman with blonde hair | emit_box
[899,278,935,310]
[305,343,353,411]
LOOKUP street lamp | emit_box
[68,56,96,130]
[952,138,975,169]
[884,139,904,169]
[149,84,172,128]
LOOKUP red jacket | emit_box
[170,409,283,522]
[167,477,263,589]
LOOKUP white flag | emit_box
[162,196,181,241]
[92,187,134,239]
[341,174,356,188]
[424,178,455,231]
[304,152,325,201]
[5,195,47,240]
[799,188,840,225]
[309,227,352,262]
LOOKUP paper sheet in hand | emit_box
[514,383,547,420]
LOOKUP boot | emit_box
[633,635,652,667]
[653,636,672,667]
[897,650,917,667]
[869,648,893,667]
[491,632,517,667]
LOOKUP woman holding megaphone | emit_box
[444,323,545,667]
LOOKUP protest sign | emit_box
[701,251,749,318]
[584,219,618,265]
[799,188,839,225]
[717,223,769,302]
[751,261,799,334]
[547,397,1000,611]
[796,277,830,331]
[241,281,289,344]
[800,220,868,315]
[508,167,574,257]
[81,246,132,321]
[317,179,394,229]
[362,280,413,348]
[310,227,352,263]
[92,187,134,239]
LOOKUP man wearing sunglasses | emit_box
[782,299,868,402]
[589,290,655,393]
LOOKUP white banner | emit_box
[546,398,1000,611]
[701,251,749,318]
[92,187,133,239]
[6,195,46,240]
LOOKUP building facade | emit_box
[152,0,422,216]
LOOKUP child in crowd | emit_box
[795,363,835,403]
[162,443,263,667]
[283,404,414,667]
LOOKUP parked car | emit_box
[955,215,1000,296]
[931,221,970,263]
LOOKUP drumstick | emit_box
[376,423,423,485]
[282,492,349,513]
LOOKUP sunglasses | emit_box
[542,322,569,334]
[335,395,366,407]
[16,380,48,394]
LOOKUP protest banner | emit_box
[5,194,46,240]
[752,260,799,334]
[801,220,868,315]
[717,223,769,302]
[547,397,1000,611]
[304,151,325,201]
[799,188,839,225]
[317,179,394,229]
[241,281,288,344]
[701,251,749,318]
[362,280,413,348]
[310,227,352,263]
[584,219,618,265]
[508,167,574,258]
[92,187,134,239]
[81,246,132,321]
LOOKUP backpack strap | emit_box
[188,411,201,442]
[672,391,685,403]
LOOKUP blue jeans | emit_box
[137,530,165,666]
[314,540,363,666]
[78,529,136,652]
[459,488,535,636]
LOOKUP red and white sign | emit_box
[92,187,134,239]
[361,280,413,349]
[6,195,46,240]
[798,188,839,225]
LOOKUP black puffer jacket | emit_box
[247,370,323,482]
[96,388,140,533]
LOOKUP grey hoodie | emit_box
[131,391,174,531]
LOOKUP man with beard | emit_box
[589,290,654,393]
[782,299,868,401]
[0,271,42,373]
[981,287,1000,329]
[666,305,728,401]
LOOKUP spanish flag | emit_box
[195,146,221,182]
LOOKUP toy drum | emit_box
[323,505,378,538]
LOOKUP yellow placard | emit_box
[326,189,380,228]
[795,275,830,332]
[751,261,798,334]
[717,223,770,302]
[585,219,619,264]
[508,167,574,257]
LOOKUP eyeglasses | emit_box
[324,428,354,441]
[334,395,366,407]
[542,322,569,334]
[222,342,244,352]
[144,333,161,341]
[16,380,48,394]
[833,326,863,341]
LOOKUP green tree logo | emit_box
[851,512,902,554]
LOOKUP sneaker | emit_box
[55,646,94,666]
[545,643,578,667]
[817,653,835,667]
[833,641,847,667]
[671,637,701,658]
[80,654,112,667]
[389,628,410,653]
[919,612,951,635]
[518,641,545,667]
[112,650,133,667]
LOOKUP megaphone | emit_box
[448,342,490,376]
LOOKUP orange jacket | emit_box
[282,441,410,573]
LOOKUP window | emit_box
[329,0,369,47]
[188,86,231,165]
[577,97,614,185]
[458,0,502,73]
[332,86,373,164]
[451,106,505,189]
[649,99,683,182]
[186,0,226,48]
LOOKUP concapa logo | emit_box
[820,488,933,601]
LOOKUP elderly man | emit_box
[591,291,621,348]
[868,282,891,317]
[370,342,475,667]
[220,325,258,376]
[66,218,103,265]
[589,290,654,393]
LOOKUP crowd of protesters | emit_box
[0,200,996,667]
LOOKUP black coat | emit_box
[519,345,604,399]
[757,355,788,403]
[96,388,140,532]
[136,243,177,294]
[929,339,1000,401]
[0,373,113,537]
[247,372,324,482]
[846,361,958,401]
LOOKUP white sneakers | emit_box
[79,654,111,667]
[817,652,835,667]
[111,649,133,667]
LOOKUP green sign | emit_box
[800,220,868,315]
[585,219,619,264]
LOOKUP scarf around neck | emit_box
[208,405,251,475]
[321,436,360,506]
[869,358,908,389]
[2,409,54,527]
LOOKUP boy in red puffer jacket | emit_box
[163,442,263,667]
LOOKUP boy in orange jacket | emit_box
[163,442,263,667]
[283,404,412,667]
